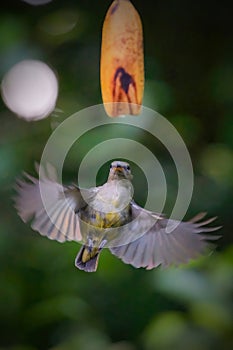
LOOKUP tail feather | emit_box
[75,245,100,272]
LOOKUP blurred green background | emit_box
[0,0,232,349]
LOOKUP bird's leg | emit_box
[99,239,107,250]
[87,237,93,252]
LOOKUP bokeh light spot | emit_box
[1,59,58,121]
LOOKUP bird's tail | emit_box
[75,245,100,272]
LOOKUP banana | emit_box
[100,0,144,117]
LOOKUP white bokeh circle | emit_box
[21,0,53,5]
[1,59,58,121]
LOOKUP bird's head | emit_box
[108,161,133,181]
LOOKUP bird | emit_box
[14,160,221,272]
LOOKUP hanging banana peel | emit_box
[100,0,144,117]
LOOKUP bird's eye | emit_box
[126,165,130,170]
[110,164,113,169]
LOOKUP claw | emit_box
[87,238,93,251]
[99,239,107,250]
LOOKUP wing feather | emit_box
[14,164,91,243]
[110,202,221,269]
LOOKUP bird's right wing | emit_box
[14,164,95,243]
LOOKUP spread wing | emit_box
[14,164,95,243]
[110,201,221,269]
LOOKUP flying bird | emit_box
[14,161,221,272]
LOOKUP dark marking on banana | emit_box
[112,67,138,115]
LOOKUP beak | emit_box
[115,166,123,172]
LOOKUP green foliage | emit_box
[0,1,232,349]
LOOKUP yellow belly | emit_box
[94,211,122,228]
[79,205,130,247]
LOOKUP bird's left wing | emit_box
[14,164,95,243]
[110,202,221,269]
